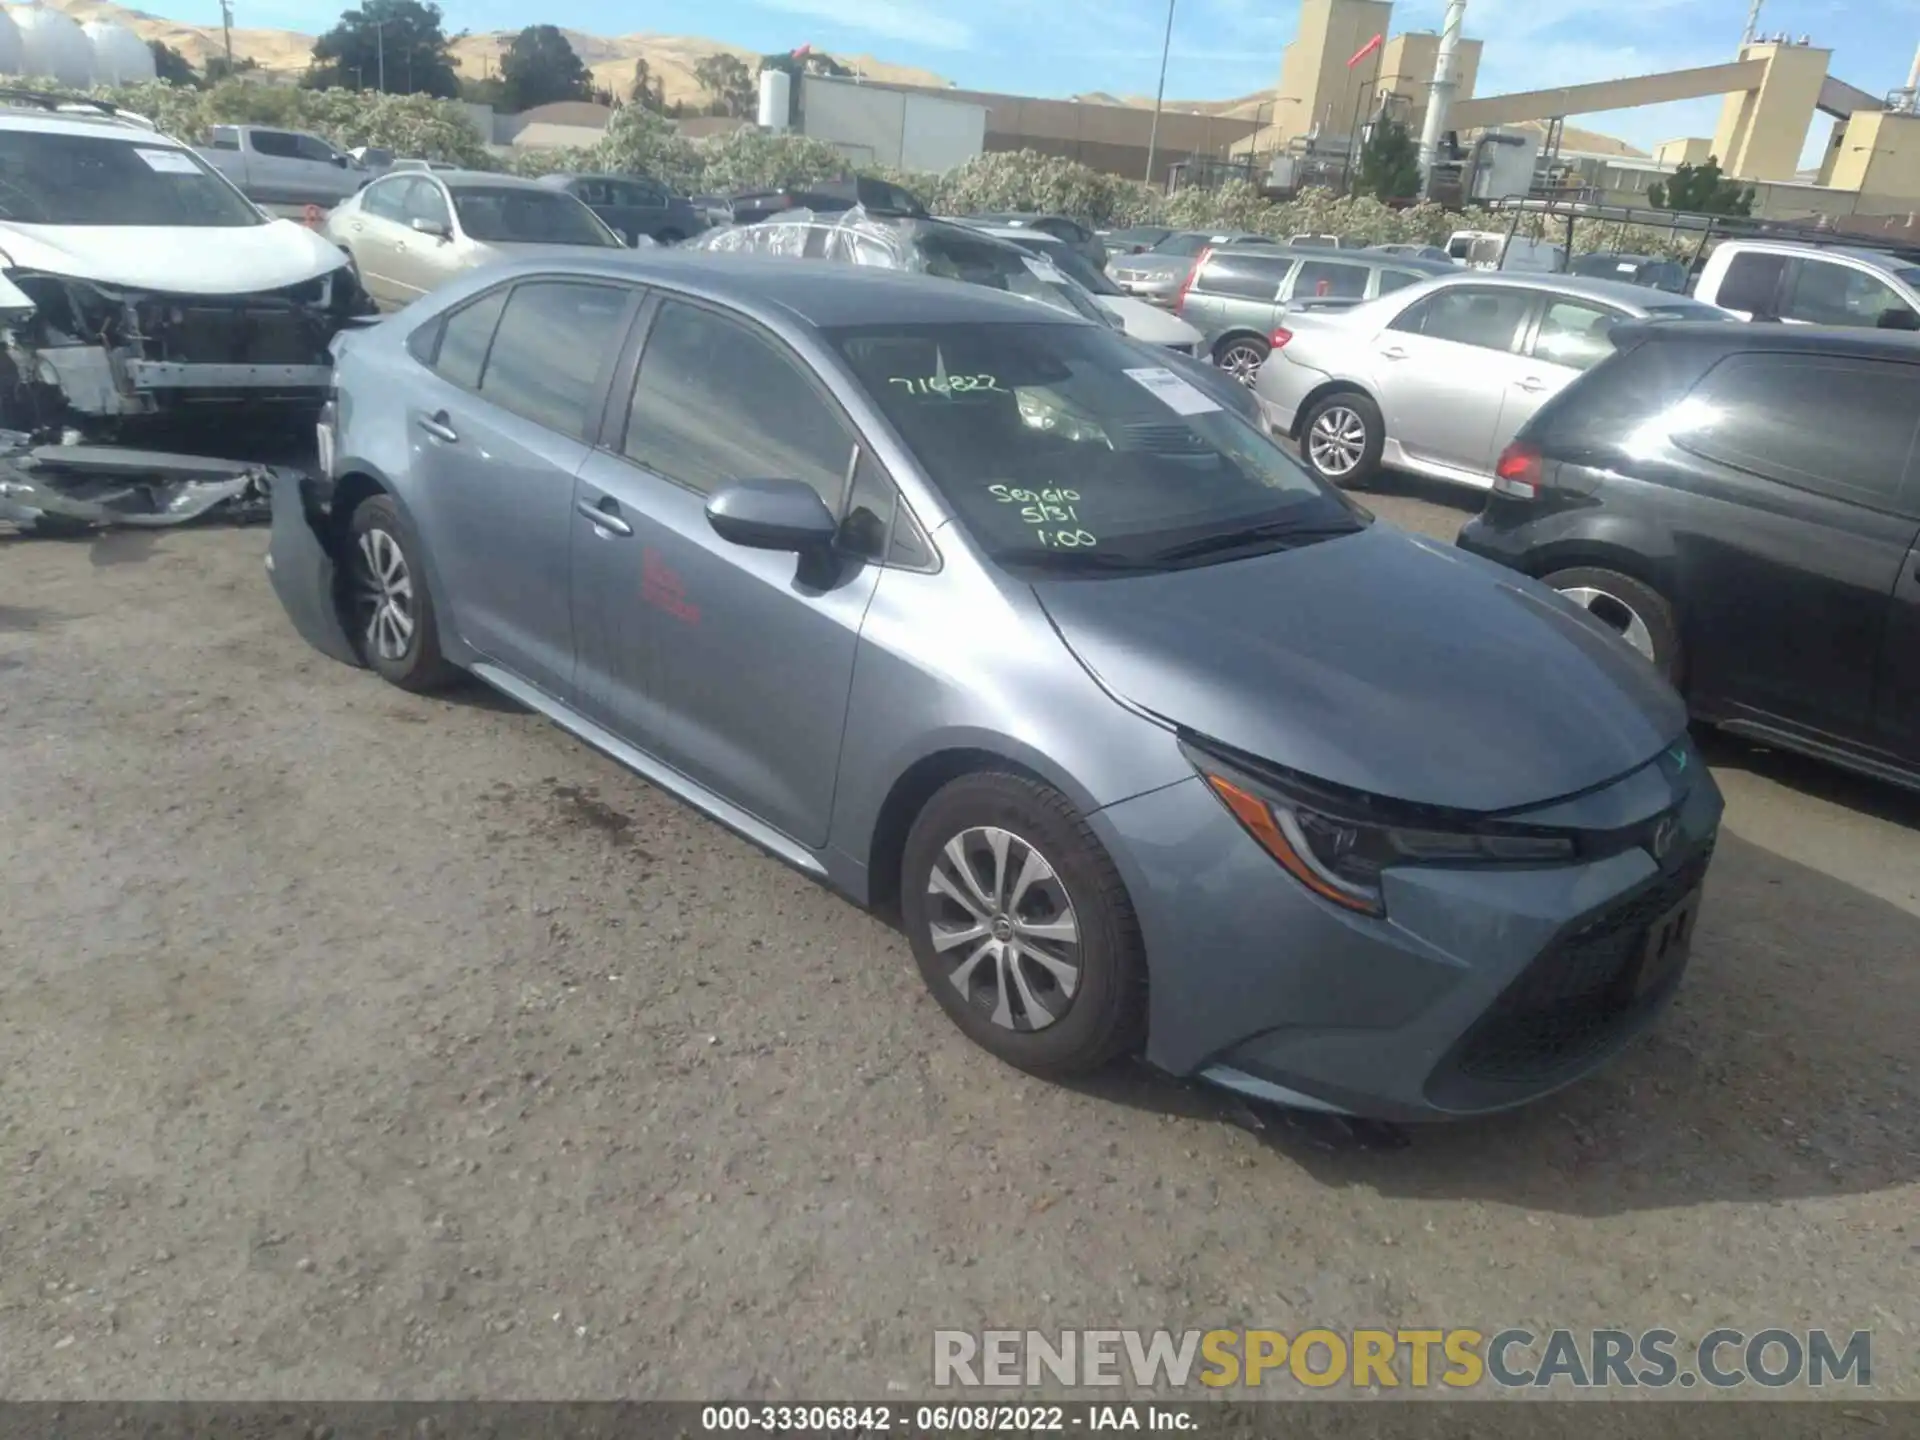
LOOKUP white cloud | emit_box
[749,0,974,50]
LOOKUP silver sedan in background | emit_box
[324,169,624,309]
[1254,271,1733,492]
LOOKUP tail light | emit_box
[1493,441,1544,499]
[1175,246,1211,314]
[1269,326,1294,350]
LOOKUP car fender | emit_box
[326,454,478,670]
[1508,508,1680,594]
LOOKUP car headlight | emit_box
[1183,741,1578,917]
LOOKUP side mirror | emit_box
[332,154,350,168]
[410,216,451,241]
[705,478,838,553]
[1876,307,1920,331]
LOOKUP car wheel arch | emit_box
[1289,379,1377,439]
[325,468,467,665]
[1210,329,1269,361]
[863,744,1106,920]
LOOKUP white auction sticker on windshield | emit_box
[136,148,202,174]
[1123,366,1222,416]
[1021,255,1068,283]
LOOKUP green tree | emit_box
[203,54,259,82]
[147,40,201,87]
[627,57,665,112]
[693,53,754,118]
[499,24,589,111]
[1648,156,1754,217]
[1354,114,1419,202]
[306,0,459,98]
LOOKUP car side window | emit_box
[1532,299,1624,372]
[1293,260,1369,299]
[1376,268,1424,295]
[623,300,859,507]
[420,286,510,389]
[1780,260,1918,329]
[1394,287,1531,352]
[405,180,450,229]
[248,129,302,159]
[477,281,632,439]
[1197,254,1293,300]
[1675,352,1920,513]
[362,177,410,222]
[1715,251,1787,313]
[623,179,666,206]
[294,134,339,164]
[206,127,239,150]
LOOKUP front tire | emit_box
[344,493,460,692]
[1542,566,1682,682]
[901,772,1146,1078]
[1213,334,1270,388]
[1297,390,1384,488]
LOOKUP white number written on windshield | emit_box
[889,374,1006,395]
[988,484,1096,547]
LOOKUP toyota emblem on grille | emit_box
[1650,816,1679,862]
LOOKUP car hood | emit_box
[0,218,350,294]
[1032,525,1687,812]
[1096,293,1201,345]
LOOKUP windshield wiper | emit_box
[1146,517,1365,565]
[1011,548,1170,575]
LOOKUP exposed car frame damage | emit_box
[0,433,292,530]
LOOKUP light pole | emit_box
[219,0,234,71]
[376,16,386,93]
[1144,0,1176,187]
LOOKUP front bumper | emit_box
[1090,758,1724,1121]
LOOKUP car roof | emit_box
[461,250,1096,330]
[428,171,559,191]
[1412,270,1715,310]
[0,109,171,142]
[1615,318,1920,357]
[1715,238,1920,273]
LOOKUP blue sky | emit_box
[195,0,1910,162]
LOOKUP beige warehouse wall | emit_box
[1825,110,1920,202]
[1710,42,1830,181]
[1273,0,1393,145]
[1380,32,1481,139]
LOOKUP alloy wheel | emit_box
[350,527,416,663]
[925,826,1082,1033]
[1217,342,1267,387]
[1557,585,1656,661]
[1307,404,1368,477]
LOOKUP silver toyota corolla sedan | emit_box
[268,252,1723,1121]
[1253,271,1732,493]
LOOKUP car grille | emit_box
[1444,843,1714,1086]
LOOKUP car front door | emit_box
[1882,532,1920,764]
[1665,349,1920,741]
[393,178,463,297]
[292,131,356,202]
[614,179,668,241]
[406,277,640,701]
[1497,294,1628,447]
[1777,256,1920,331]
[1370,284,1536,477]
[569,295,883,847]
[242,128,306,204]
[341,176,415,307]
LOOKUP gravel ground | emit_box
[0,480,1916,1401]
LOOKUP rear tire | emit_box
[900,772,1146,1078]
[1213,334,1270,388]
[1542,566,1682,683]
[343,494,461,693]
[1297,390,1384,489]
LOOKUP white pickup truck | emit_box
[196,124,369,208]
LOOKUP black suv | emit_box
[1458,322,1920,791]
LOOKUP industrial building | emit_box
[1267,0,1920,220]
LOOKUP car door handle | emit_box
[1514,376,1546,393]
[416,412,457,443]
[576,496,632,537]
[1379,346,1409,360]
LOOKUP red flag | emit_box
[1346,32,1383,68]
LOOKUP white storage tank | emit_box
[84,19,155,84]
[0,10,24,77]
[10,4,94,87]
[756,68,791,133]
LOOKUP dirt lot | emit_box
[1,481,1916,1401]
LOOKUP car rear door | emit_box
[405,277,641,701]
[1369,284,1535,478]
[569,295,884,848]
[1663,349,1920,741]
[1497,293,1630,452]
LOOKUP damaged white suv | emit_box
[0,96,374,438]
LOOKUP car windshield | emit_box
[1012,237,1122,295]
[914,229,1113,325]
[0,131,264,227]
[829,320,1363,570]
[452,188,620,246]
[1150,232,1220,258]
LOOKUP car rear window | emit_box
[1294,260,1369,299]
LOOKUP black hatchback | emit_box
[1458,321,1920,791]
